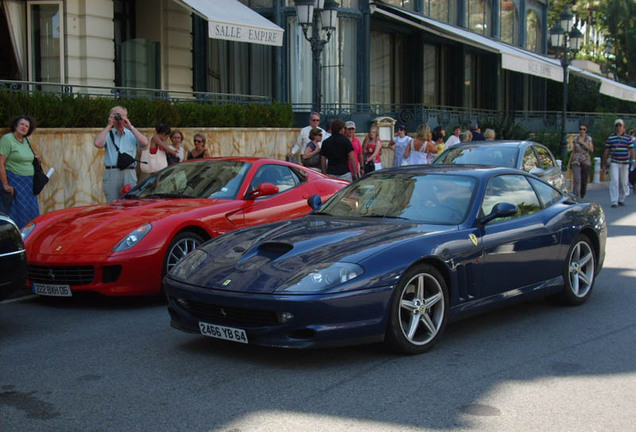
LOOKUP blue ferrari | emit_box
[165,165,606,354]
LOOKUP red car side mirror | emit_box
[247,183,279,200]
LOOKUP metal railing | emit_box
[0,80,272,105]
[2,80,634,133]
[292,102,636,134]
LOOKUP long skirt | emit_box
[0,171,40,228]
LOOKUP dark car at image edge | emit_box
[0,213,27,301]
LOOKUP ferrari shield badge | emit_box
[469,234,478,246]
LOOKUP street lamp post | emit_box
[294,0,339,114]
[549,5,583,160]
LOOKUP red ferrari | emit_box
[22,158,348,297]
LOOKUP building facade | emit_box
[0,0,633,130]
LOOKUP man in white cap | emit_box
[344,121,363,177]
[602,118,635,207]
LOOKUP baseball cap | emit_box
[345,121,356,129]
[615,119,624,126]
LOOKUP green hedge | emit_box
[0,90,294,129]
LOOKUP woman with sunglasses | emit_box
[186,133,211,160]
[302,128,323,171]
[570,123,594,199]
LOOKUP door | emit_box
[479,174,560,297]
[238,164,311,227]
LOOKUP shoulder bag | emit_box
[26,138,49,195]
[140,147,168,174]
[109,131,136,170]
[302,142,321,168]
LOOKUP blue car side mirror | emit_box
[479,202,517,225]
[307,194,322,210]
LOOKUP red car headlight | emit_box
[113,224,152,252]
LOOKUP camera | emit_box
[113,112,122,121]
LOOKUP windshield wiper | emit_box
[310,211,332,216]
[142,193,191,199]
[360,214,407,220]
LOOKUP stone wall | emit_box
[23,128,299,213]
[13,127,400,215]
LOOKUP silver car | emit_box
[434,140,566,191]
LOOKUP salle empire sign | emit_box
[209,22,283,46]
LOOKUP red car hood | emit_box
[28,198,233,256]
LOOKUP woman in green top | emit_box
[0,115,41,228]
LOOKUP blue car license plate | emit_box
[199,321,248,344]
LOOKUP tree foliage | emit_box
[596,0,636,85]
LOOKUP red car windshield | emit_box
[125,160,251,199]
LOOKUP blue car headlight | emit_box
[112,223,152,252]
[170,249,208,280]
[277,262,364,293]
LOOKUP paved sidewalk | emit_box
[587,181,609,191]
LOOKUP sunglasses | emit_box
[579,128,587,131]
[310,118,320,122]
[193,139,204,143]
[316,133,323,136]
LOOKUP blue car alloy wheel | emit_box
[386,263,449,354]
[558,234,596,306]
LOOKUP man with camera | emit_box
[94,106,148,201]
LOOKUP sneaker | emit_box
[611,203,618,208]
[618,202,625,206]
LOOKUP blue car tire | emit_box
[386,263,449,354]
[558,234,596,306]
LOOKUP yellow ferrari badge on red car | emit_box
[56,246,63,251]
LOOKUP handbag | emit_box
[166,152,180,166]
[364,160,375,174]
[109,131,136,170]
[286,154,299,165]
[302,142,321,168]
[140,147,168,174]
[26,138,49,195]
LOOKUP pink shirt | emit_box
[350,137,362,173]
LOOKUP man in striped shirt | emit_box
[602,119,635,207]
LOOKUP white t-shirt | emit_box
[445,134,461,148]
[291,125,330,154]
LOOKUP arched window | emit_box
[500,0,518,45]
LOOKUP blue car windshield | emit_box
[320,174,477,224]
[434,145,519,168]
[125,160,250,199]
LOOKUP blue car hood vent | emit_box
[257,242,293,259]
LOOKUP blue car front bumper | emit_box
[165,277,395,349]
